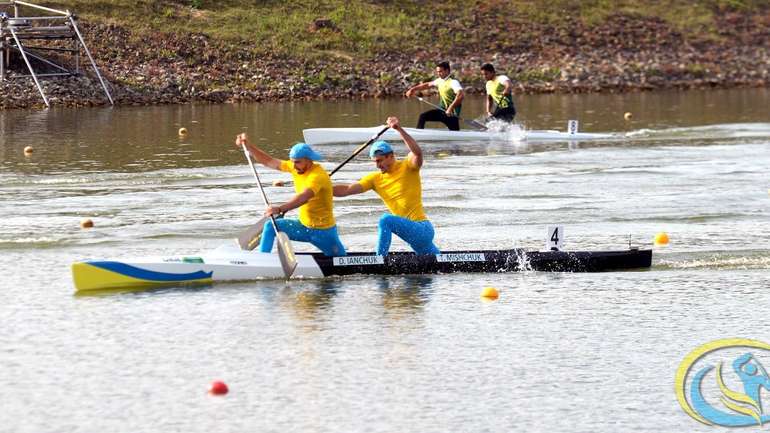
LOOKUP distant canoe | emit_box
[303,125,616,145]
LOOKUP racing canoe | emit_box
[302,125,616,145]
[71,244,652,292]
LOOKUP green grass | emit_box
[35,0,768,58]
[515,67,563,83]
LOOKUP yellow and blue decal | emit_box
[72,261,213,292]
[675,338,770,427]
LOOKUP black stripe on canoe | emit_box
[303,249,652,276]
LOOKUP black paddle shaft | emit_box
[329,126,390,176]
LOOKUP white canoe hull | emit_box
[302,126,615,145]
[72,245,326,292]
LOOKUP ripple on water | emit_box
[656,250,770,271]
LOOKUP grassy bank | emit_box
[2,1,767,109]
[44,0,768,58]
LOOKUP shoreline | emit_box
[1,12,768,110]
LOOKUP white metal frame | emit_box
[0,0,113,107]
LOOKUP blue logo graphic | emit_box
[676,339,770,427]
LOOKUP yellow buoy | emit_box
[23,146,34,154]
[178,127,188,136]
[654,232,669,245]
[272,180,285,187]
[80,218,94,229]
[624,112,633,121]
[480,287,499,300]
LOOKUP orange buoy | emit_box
[654,232,669,245]
[80,219,94,229]
[624,112,633,121]
[24,146,34,154]
[480,287,499,300]
[272,180,285,187]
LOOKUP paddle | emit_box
[241,144,297,278]
[329,125,389,176]
[236,126,390,250]
[416,96,488,130]
[236,215,270,250]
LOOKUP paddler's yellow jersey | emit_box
[357,159,427,222]
[486,75,514,109]
[279,160,335,229]
[431,77,463,116]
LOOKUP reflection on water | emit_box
[72,281,217,298]
[282,280,341,327]
[377,275,433,316]
[275,276,436,327]
[1,88,768,174]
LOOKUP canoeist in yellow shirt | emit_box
[405,61,465,131]
[333,117,440,256]
[236,134,346,257]
[481,63,516,123]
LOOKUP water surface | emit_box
[1,88,769,432]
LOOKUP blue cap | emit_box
[369,140,393,158]
[289,142,323,161]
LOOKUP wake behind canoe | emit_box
[71,244,652,292]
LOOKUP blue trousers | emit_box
[260,218,346,257]
[377,214,440,256]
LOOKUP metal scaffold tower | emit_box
[0,0,113,107]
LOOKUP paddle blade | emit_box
[465,118,487,130]
[275,231,298,278]
[236,217,269,251]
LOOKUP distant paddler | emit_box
[236,134,346,257]
[333,116,440,256]
[405,61,465,131]
[481,63,516,123]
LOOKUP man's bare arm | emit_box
[235,133,281,170]
[333,183,364,197]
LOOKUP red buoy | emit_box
[208,380,228,395]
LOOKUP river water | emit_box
[1,88,769,432]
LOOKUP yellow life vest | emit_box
[436,78,461,116]
[486,76,513,109]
